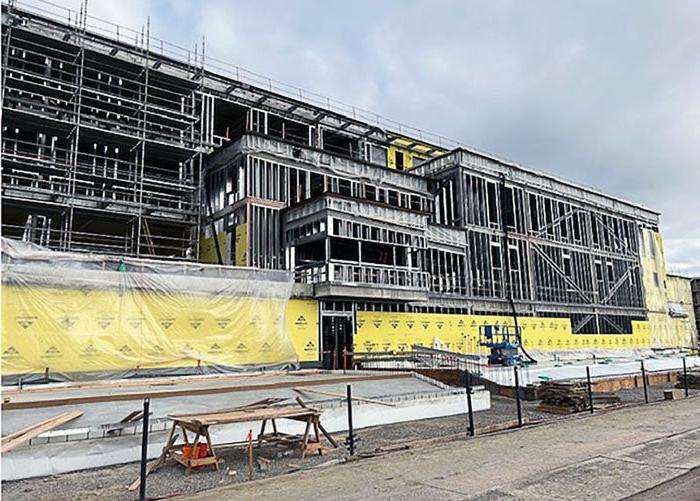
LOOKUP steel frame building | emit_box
[2,1,665,366]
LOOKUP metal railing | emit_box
[293,260,430,290]
[330,261,430,289]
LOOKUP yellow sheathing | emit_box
[387,137,443,170]
[640,228,669,348]
[1,283,299,377]
[287,299,320,362]
[639,228,694,348]
[665,275,697,348]
[640,229,667,312]
[356,311,650,354]
[199,231,229,264]
[234,223,248,266]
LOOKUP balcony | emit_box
[294,260,429,301]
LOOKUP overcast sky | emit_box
[62,0,699,276]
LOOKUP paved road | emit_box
[626,466,700,500]
[193,396,700,500]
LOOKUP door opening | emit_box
[321,315,353,370]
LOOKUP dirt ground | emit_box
[2,382,696,500]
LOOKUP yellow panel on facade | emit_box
[287,299,320,362]
[386,136,444,171]
[1,284,298,377]
[356,311,651,355]
[199,231,228,264]
[639,228,696,349]
[235,223,248,266]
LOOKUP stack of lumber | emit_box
[676,371,700,389]
[538,381,590,414]
[538,381,620,414]
[591,393,622,409]
[1,411,83,453]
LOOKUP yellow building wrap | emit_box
[1,284,306,378]
[356,311,651,354]
[639,228,695,348]
[662,275,697,347]
[286,299,320,362]
[0,239,310,380]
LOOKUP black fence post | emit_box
[586,366,594,414]
[345,385,355,455]
[514,366,522,427]
[465,370,475,437]
[682,357,689,397]
[139,397,150,501]
[641,361,649,404]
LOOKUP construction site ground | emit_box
[192,394,700,501]
[3,381,697,500]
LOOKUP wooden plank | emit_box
[293,387,396,407]
[187,456,219,467]
[172,407,319,427]
[1,414,72,445]
[119,410,142,423]
[170,453,220,469]
[2,371,286,397]
[169,398,288,419]
[1,411,83,453]
[2,373,409,410]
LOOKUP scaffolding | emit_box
[2,0,204,258]
[1,0,451,258]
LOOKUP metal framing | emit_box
[2,1,662,335]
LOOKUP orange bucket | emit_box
[182,445,193,459]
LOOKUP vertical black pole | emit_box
[682,357,689,397]
[514,366,522,427]
[346,385,354,455]
[641,361,649,404]
[465,370,475,437]
[586,366,594,414]
[333,319,338,370]
[139,397,150,501]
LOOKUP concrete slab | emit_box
[1,372,457,434]
[480,355,700,387]
[1,370,407,407]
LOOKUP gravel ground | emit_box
[615,381,700,404]
[1,395,544,501]
[3,383,695,500]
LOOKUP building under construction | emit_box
[2,0,696,377]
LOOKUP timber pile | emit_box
[539,381,590,414]
[538,381,620,414]
[676,371,700,389]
